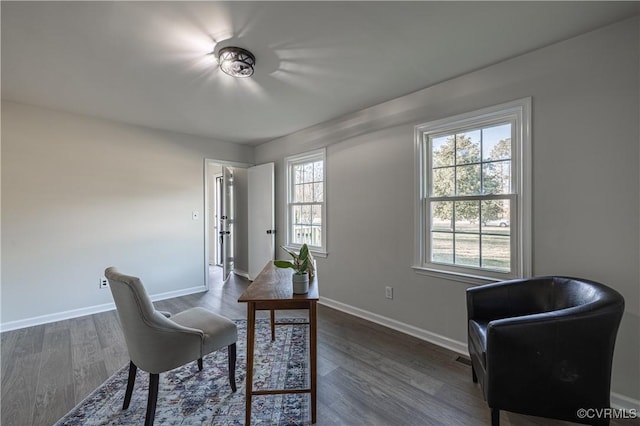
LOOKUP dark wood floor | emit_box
[2,267,638,426]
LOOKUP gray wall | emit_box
[1,16,638,404]
[1,101,253,325]
[255,18,640,401]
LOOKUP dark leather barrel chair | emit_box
[466,276,624,426]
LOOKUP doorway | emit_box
[204,159,275,289]
[213,173,223,267]
[205,160,246,288]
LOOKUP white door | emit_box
[221,166,234,281]
[248,163,275,280]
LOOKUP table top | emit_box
[238,261,319,302]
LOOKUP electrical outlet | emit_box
[99,276,108,289]
[385,286,393,299]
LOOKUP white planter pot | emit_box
[292,273,309,294]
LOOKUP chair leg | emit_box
[145,373,159,426]
[228,343,237,392]
[471,364,478,383]
[123,361,137,410]
[491,408,499,426]
[198,358,203,371]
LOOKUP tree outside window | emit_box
[285,149,327,255]
[414,98,531,281]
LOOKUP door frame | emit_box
[204,158,252,289]
[212,173,223,266]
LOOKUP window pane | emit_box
[313,161,323,181]
[432,167,455,196]
[482,124,511,161]
[456,131,481,164]
[294,165,304,184]
[455,164,481,195]
[455,233,480,267]
[481,199,510,234]
[313,183,323,202]
[303,163,314,183]
[293,205,302,224]
[302,226,312,244]
[302,183,313,202]
[293,225,304,244]
[431,232,453,264]
[311,204,322,226]
[432,135,455,167]
[431,201,453,232]
[301,205,312,224]
[294,184,304,202]
[482,161,511,194]
[310,225,322,247]
[481,235,510,271]
[455,201,479,234]
[294,224,310,244]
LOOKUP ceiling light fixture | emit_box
[217,46,256,78]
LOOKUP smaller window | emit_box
[285,149,327,255]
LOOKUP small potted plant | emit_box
[274,244,314,294]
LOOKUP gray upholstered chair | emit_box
[105,267,238,426]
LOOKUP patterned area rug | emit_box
[54,319,310,425]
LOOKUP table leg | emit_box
[270,309,275,341]
[245,302,256,426]
[310,301,317,424]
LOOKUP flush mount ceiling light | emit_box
[217,46,256,78]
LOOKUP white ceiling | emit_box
[2,1,639,145]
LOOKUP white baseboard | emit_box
[319,296,640,413]
[319,296,468,355]
[4,290,638,412]
[233,269,250,280]
[0,286,207,332]
[611,391,640,414]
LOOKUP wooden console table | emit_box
[238,261,319,425]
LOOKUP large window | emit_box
[414,99,531,281]
[285,149,327,255]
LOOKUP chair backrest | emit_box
[104,266,196,372]
[476,276,624,318]
[105,266,157,324]
[549,277,622,311]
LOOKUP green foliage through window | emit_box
[428,123,512,272]
[415,98,530,280]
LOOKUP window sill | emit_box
[283,246,328,258]
[411,265,503,286]
[310,250,328,258]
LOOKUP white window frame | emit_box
[413,98,531,283]
[285,148,328,257]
